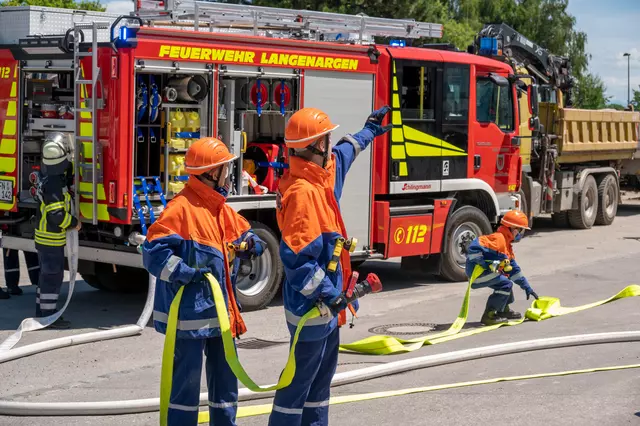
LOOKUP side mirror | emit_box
[528,116,541,133]
[527,84,539,116]
[489,73,509,87]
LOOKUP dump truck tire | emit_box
[569,175,598,229]
[595,174,618,226]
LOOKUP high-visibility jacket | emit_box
[142,175,263,340]
[465,225,532,291]
[276,129,374,341]
[34,175,77,248]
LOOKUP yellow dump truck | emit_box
[476,23,640,229]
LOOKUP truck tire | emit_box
[594,174,618,226]
[81,263,149,293]
[568,175,598,229]
[438,205,492,282]
[518,188,531,227]
[551,211,569,228]
[235,221,283,312]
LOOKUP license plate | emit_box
[0,180,13,202]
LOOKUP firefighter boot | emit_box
[502,305,522,320]
[49,317,71,330]
[0,288,9,299]
[8,286,23,296]
[481,310,509,326]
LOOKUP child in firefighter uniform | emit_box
[466,209,539,325]
[268,106,391,426]
[142,137,265,426]
[34,132,79,329]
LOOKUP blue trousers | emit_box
[36,245,64,317]
[268,327,339,426]
[3,248,39,288]
[169,337,238,426]
[471,274,515,312]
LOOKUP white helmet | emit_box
[42,132,72,166]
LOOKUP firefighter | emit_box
[142,137,265,426]
[268,106,391,426]
[34,132,80,329]
[0,247,39,299]
[465,209,539,325]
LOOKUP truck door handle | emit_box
[474,155,481,170]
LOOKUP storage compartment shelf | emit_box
[29,118,74,132]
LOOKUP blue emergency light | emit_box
[479,37,499,56]
[114,25,139,48]
[389,39,406,47]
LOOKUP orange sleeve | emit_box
[279,183,322,255]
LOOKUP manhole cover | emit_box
[368,322,437,336]
[236,338,288,350]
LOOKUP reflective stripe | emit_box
[341,134,361,156]
[467,252,483,260]
[285,309,334,327]
[39,302,57,310]
[474,272,500,284]
[495,290,511,296]
[27,266,40,271]
[510,272,523,281]
[208,401,237,409]
[272,405,303,415]
[300,268,325,297]
[44,202,65,212]
[168,403,199,412]
[60,212,72,229]
[39,293,59,300]
[153,311,220,331]
[304,400,330,408]
[5,268,19,272]
[160,255,182,281]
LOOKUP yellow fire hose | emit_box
[160,266,640,424]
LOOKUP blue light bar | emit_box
[389,39,406,47]
[479,37,498,56]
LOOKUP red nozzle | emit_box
[346,271,359,298]
[366,273,383,293]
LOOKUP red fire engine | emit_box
[0,2,528,310]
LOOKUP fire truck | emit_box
[0,2,528,310]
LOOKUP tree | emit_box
[572,73,609,110]
[0,0,105,11]
[630,86,640,111]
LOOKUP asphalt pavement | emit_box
[1,206,640,425]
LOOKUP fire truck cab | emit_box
[0,3,528,310]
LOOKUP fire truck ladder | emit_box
[135,0,443,43]
[72,21,109,225]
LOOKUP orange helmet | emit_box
[501,210,530,230]
[284,108,339,148]
[184,137,236,175]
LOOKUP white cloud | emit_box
[105,0,134,14]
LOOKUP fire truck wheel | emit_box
[594,174,618,226]
[568,175,598,229]
[80,263,149,293]
[235,221,283,312]
[438,205,492,282]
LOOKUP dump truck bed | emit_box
[540,104,640,163]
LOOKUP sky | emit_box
[101,0,639,105]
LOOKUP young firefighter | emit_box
[34,132,80,329]
[142,137,265,426]
[465,209,539,325]
[268,106,391,426]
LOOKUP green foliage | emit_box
[0,0,105,11]
[572,73,609,109]
[631,86,640,111]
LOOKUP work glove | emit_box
[192,267,212,283]
[364,105,392,137]
[244,235,265,258]
[326,289,348,316]
[525,287,539,301]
